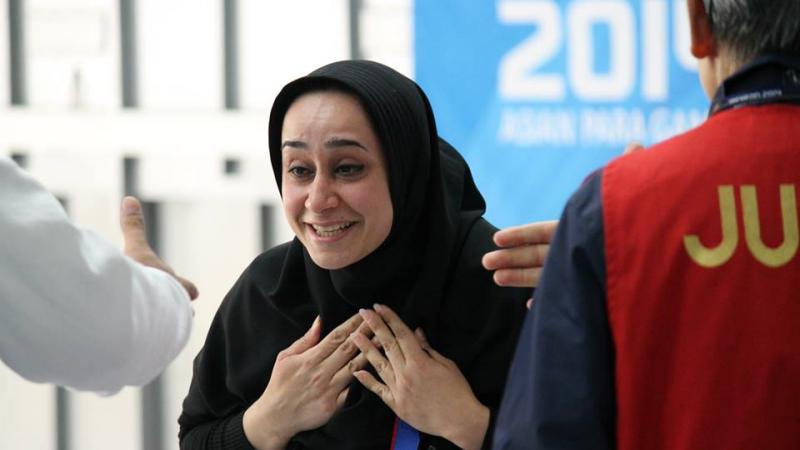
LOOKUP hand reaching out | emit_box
[481,141,644,307]
[120,196,199,300]
[482,220,558,292]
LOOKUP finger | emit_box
[120,197,151,252]
[310,313,364,363]
[174,274,199,300]
[623,141,645,155]
[351,332,396,388]
[335,387,349,410]
[330,359,357,391]
[493,267,543,288]
[413,327,434,355]
[490,220,558,248]
[373,304,423,360]
[279,316,321,359]
[526,298,533,310]
[354,320,374,339]
[353,370,394,408]
[413,328,451,366]
[331,350,367,390]
[320,326,363,379]
[359,308,405,370]
[346,352,369,376]
[482,244,549,271]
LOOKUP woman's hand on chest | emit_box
[351,304,491,450]
[242,313,371,450]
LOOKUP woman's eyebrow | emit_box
[281,140,307,150]
[325,137,368,151]
[281,138,368,152]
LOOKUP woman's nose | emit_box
[305,175,339,213]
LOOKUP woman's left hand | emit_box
[351,304,490,450]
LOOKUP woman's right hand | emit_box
[242,313,368,450]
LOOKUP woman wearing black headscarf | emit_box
[178,60,529,450]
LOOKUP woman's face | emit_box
[281,90,393,270]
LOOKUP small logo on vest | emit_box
[684,184,798,268]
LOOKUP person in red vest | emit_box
[493,0,800,449]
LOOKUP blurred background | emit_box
[0,1,709,449]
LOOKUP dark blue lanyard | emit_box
[709,53,800,116]
[390,418,421,450]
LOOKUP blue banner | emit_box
[416,0,708,226]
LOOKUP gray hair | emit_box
[706,0,800,63]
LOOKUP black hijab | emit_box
[267,60,487,336]
[179,61,527,450]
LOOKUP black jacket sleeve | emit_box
[493,171,616,450]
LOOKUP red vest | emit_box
[603,104,800,450]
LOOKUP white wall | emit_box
[360,0,414,77]
[138,0,223,109]
[238,0,350,111]
[26,0,120,109]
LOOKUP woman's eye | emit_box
[288,166,312,178]
[336,164,364,176]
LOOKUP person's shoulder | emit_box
[249,241,294,274]
[460,217,499,263]
[218,241,296,312]
[450,217,530,304]
[239,241,300,293]
[439,217,529,363]
[607,117,715,176]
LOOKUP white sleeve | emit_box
[0,156,193,394]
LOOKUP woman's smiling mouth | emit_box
[308,222,355,238]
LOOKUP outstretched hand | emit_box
[482,141,644,307]
[352,305,490,450]
[120,196,198,300]
[482,220,558,292]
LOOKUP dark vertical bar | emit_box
[223,0,239,109]
[123,157,165,450]
[260,204,273,252]
[123,157,139,196]
[56,388,71,450]
[348,0,362,60]
[8,0,26,105]
[140,198,163,450]
[119,0,138,107]
[140,366,164,450]
[10,151,28,168]
[56,196,72,450]
[140,202,160,250]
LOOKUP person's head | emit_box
[279,89,393,270]
[268,61,439,272]
[689,0,800,96]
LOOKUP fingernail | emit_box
[373,303,383,311]
[123,198,140,214]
